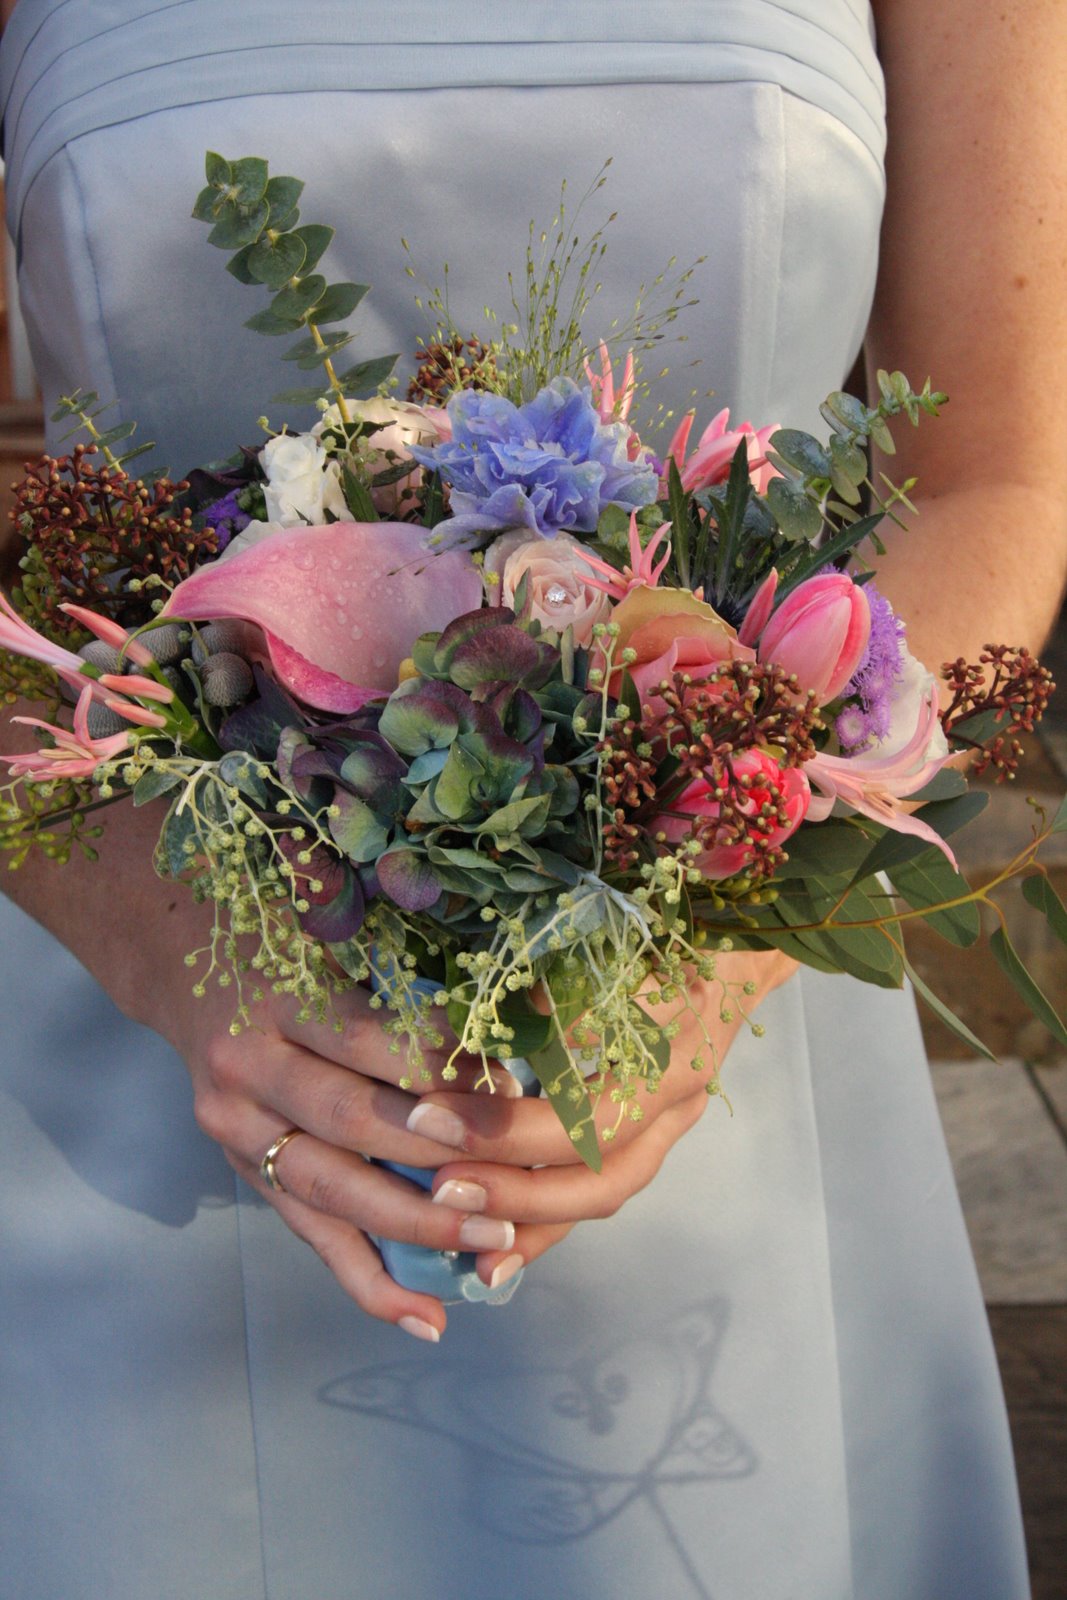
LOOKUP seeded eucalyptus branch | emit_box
[192,152,397,418]
[51,390,155,473]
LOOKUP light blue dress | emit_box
[0,5,1030,1597]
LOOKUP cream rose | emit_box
[260,431,348,526]
[484,531,613,647]
[316,398,451,515]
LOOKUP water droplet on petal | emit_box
[350,624,364,640]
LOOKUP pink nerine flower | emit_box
[756,572,871,705]
[661,408,778,496]
[584,342,636,424]
[655,749,811,880]
[579,512,672,601]
[806,653,956,862]
[3,684,131,781]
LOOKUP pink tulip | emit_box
[163,523,482,714]
[654,749,810,880]
[757,573,870,705]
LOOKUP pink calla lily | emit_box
[163,523,482,713]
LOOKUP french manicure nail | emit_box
[478,1070,523,1100]
[433,1179,488,1212]
[398,1315,440,1344]
[458,1216,515,1251]
[489,1253,524,1291]
[406,1103,466,1147]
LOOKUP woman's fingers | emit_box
[434,1092,707,1234]
[227,1145,449,1340]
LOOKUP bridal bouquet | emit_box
[1,152,1064,1179]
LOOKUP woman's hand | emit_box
[422,949,799,1289]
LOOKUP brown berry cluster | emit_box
[11,445,217,640]
[599,661,822,877]
[407,336,497,403]
[941,644,1055,780]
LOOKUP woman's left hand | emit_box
[421,949,799,1285]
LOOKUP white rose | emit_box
[217,519,285,563]
[261,431,348,526]
[877,649,950,769]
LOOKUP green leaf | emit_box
[336,354,399,398]
[157,798,199,877]
[492,993,552,1057]
[889,850,981,947]
[244,306,305,336]
[246,231,308,290]
[208,198,269,250]
[132,768,183,806]
[765,475,823,543]
[902,956,997,1061]
[229,156,269,207]
[868,415,896,455]
[216,751,269,807]
[225,243,259,285]
[92,422,137,449]
[270,383,327,405]
[820,390,870,437]
[525,1033,601,1172]
[909,768,969,803]
[191,183,221,222]
[204,150,231,186]
[270,275,327,319]
[265,174,304,221]
[666,457,691,588]
[1022,874,1067,946]
[282,330,355,369]
[341,466,379,522]
[773,820,873,879]
[307,282,369,325]
[1053,794,1067,834]
[291,223,334,273]
[990,926,1067,1047]
[767,428,831,479]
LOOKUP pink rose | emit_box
[484,532,613,647]
[605,585,754,703]
[655,749,811,879]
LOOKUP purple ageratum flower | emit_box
[201,488,252,553]
[835,583,907,751]
[409,377,657,545]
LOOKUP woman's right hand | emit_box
[169,974,525,1341]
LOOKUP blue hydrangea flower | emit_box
[410,377,657,544]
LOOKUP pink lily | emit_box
[805,675,956,864]
[578,513,673,600]
[163,522,482,714]
[661,408,778,496]
[584,342,636,424]
[3,684,131,781]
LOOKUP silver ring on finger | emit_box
[259,1128,304,1194]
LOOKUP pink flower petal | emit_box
[164,524,482,712]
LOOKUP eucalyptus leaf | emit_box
[271,275,327,319]
[990,927,1067,1047]
[290,223,334,272]
[244,305,304,336]
[283,330,355,369]
[225,243,259,285]
[889,851,981,947]
[909,769,969,803]
[208,198,269,250]
[1022,874,1067,947]
[336,354,399,398]
[820,390,870,437]
[272,383,330,405]
[157,798,200,877]
[229,156,269,207]
[264,174,304,220]
[851,791,989,882]
[767,428,831,479]
[204,150,231,186]
[902,957,997,1061]
[765,476,823,543]
[307,282,369,325]
[247,231,308,290]
[191,184,221,222]
[1053,794,1067,834]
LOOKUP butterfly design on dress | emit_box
[320,1297,755,1600]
